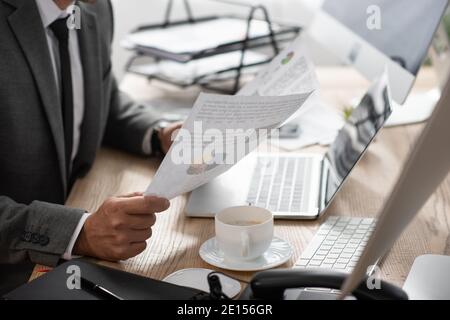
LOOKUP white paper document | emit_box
[239,35,344,149]
[238,36,320,97]
[129,51,268,84]
[145,92,312,199]
[125,18,273,54]
[276,103,344,150]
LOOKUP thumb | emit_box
[119,192,144,198]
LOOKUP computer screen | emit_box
[309,0,448,103]
[321,73,392,209]
[322,0,448,75]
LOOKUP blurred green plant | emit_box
[444,13,450,38]
[343,106,353,121]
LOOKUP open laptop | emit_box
[186,0,448,219]
[186,73,392,219]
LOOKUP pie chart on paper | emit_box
[282,52,295,65]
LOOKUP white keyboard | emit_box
[294,216,376,273]
[246,156,313,213]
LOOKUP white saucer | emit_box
[199,237,293,272]
[163,268,241,298]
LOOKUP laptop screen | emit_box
[322,73,392,208]
[323,0,448,75]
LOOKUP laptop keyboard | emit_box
[246,156,313,213]
[294,216,376,273]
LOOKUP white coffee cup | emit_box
[215,206,274,261]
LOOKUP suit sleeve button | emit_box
[39,235,50,246]
[31,233,40,244]
[22,231,32,242]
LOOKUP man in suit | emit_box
[0,0,181,283]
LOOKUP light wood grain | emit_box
[33,67,449,287]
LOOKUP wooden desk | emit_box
[33,67,450,288]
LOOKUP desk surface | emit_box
[33,67,450,287]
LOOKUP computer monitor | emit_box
[340,66,450,299]
[308,0,448,104]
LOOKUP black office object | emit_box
[0,262,34,296]
[3,260,203,300]
[80,277,124,300]
[123,0,301,94]
[239,269,408,300]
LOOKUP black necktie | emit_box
[50,18,74,182]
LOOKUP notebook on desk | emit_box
[3,259,202,300]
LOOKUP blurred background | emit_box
[110,0,339,80]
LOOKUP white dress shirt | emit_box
[36,0,89,260]
[36,0,156,260]
[36,0,84,163]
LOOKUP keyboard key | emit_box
[337,258,350,265]
[309,260,322,266]
[326,253,339,259]
[362,218,374,224]
[348,218,362,225]
[324,258,337,264]
[334,263,347,269]
[296,259,309,267]
[326,216,339,223]
[301,236,326,259]
[330,248,343,254]
[322,223,336,229]
[313,255,326,261]
[340,253,353,259]
[317,249,329,256]
[321,263,334,269]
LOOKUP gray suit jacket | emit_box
[0,0,160,266]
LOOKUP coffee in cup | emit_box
[215,206,274,261]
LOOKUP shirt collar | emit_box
[35,0,75,28]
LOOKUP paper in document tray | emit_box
[122,16,300,63]
[128,51,269,86]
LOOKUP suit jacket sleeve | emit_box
[103,79,161,155]
[0,196,85,267]
[102,0,161,155]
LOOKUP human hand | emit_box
[158,122,183,154]
[73,192,170,261]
